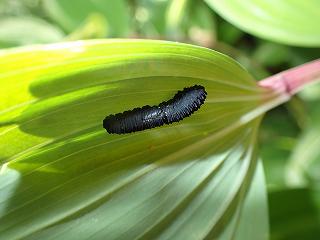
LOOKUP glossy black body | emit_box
[103,85,207,134]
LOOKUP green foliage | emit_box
[0,16,64,47]
[259,106,299,188]
[205,0,320,47]
[269,188,320,240]
[42,0,130,37]
[0,1,320,239]
[0,40,275,239]
[286,99,320,187]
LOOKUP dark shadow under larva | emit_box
[103,85,207,134]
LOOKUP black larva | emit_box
[103,85,207,134]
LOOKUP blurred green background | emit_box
[1,0,320,239]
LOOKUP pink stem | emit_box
[258,59,320,96]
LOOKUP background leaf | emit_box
[204,0,320,47]
[0,40,274,239]
[42,0,130,37]
[0,16,64,47]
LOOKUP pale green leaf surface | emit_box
[205,0,320,47]
[0,40,276,239]
[232,161,269,240]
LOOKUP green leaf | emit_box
[0,39,277,239]
[43,0,130,36]
[205,0,320,47]
[0,16,64,47]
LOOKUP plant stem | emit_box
[258,59,320,96]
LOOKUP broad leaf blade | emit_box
[0,40,273,239]
[205,0,320,47]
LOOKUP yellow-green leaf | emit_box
[0,40,280,239]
